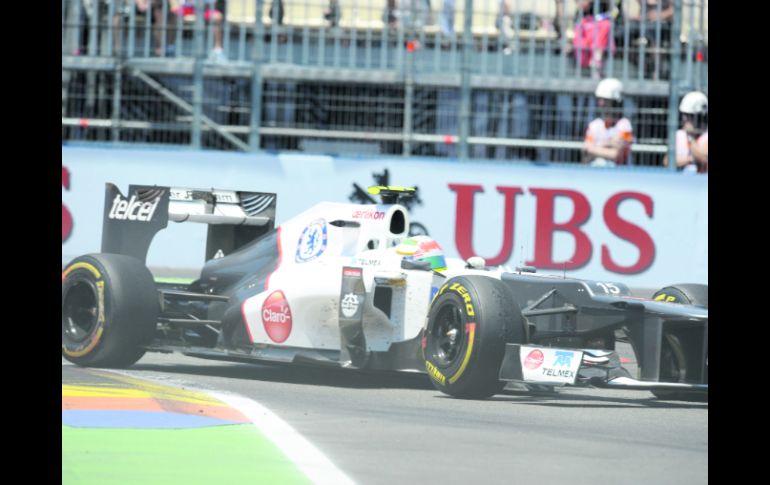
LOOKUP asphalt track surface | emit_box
[62,340,707,485]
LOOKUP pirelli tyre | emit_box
[62,253,159,368]
[423,275,526,399]
[650,283,708,401]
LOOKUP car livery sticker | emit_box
[350,257,381,267]
[343,267,363,278]
[519,346,583,385]
[340,293,360,318]
[523,349,544,369]
[261,290,293,343]
[295,219,328,263]
[437,282,475,317]
[107,190,164,222]
[352,210,385,220]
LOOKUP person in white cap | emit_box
[664,91,708,174]
[582,78,634,167]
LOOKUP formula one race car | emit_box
[62,183,708,400]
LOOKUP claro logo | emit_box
[261,290,292,343]
[108,193,161,222]
[524,349,545,370]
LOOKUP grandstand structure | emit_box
[62,0,708,166]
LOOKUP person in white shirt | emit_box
[582,78,634,167]
[664,91,708,174]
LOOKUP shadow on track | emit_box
[130,359,437,391]
[483,388,709,409]
[128,359,707,409]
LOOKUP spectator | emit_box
[664,91,708,174]
[324,0,340,27]
[380,0,436,29]
[573,0,615,79]
[149,1,177,56]
[112,0,177,57]
[421,0,435,28]
[174,0,226,61]
[627,0,673,44]
[269,0,284,26]
[497,0,514,55]
[582,78,633,167]
[624,0,673,78]
[553,0,567,53]
[384,0,398,29]
[439,0,455,44]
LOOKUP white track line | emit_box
[103,369,355,485]
[210,390,355,485]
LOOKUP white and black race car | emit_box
[62,184,708,400]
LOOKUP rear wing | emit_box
[101,183,277,263]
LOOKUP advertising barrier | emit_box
[62,146,707,290]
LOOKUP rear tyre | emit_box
[62,253,159,368]
[650,284,708,401]
[423,276,526,399]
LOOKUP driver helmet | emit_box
[396,236,447,272]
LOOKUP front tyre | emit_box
[62,253,159,368]
[423,276,526,399]
[651,283,708,401]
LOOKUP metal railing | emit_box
[62,0,708,168]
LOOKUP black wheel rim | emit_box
[63,279,99,343]
[660,333,687,382]
[430,302,466,367]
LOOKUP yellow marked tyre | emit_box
[62,253,159,368]
[423,275,526,399]
[650,283,708,402]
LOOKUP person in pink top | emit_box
[582,78,634,167]
[573,0,615,79]
[664,91,708,174]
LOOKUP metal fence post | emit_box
[666,0,684,171]
[112,63,123,143]
[458,0,473,160]
[191,0,205,149]
[105,0,115,56]
[249,0,266,152]
[63,0,80,56]
[403,3,416,157]
[697,0,706,92]
[684,0,695,88]
[128,0,137,58]
[87,0,98,57]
